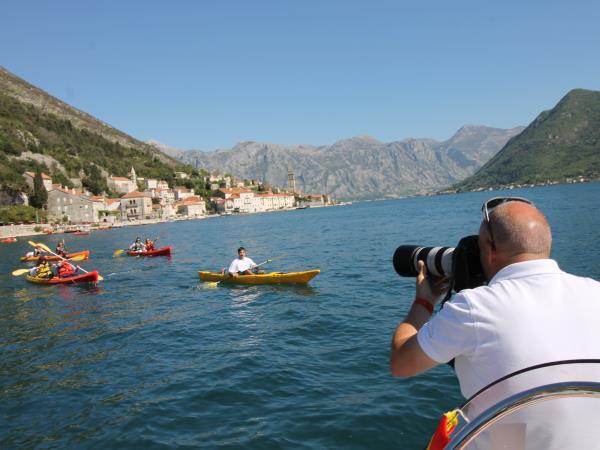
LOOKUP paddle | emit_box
[114,237,158,257]
[204,259,273,288]
[12,268,32,276]
[28,241,104,281]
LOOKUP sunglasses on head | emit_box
[481,197,534,249]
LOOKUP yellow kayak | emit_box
[198,270,320,285]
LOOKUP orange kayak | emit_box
[20,250,90,262]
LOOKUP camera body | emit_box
[393,235,486,293]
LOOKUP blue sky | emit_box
[2,0,599,150]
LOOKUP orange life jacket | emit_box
[58,262,76,277]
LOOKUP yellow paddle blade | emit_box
[29,241,52,253]
[70,255,87,261]
[113,249,126,256]
[203,281,220,289]
[97,275,104,281]
[12,268,30,276]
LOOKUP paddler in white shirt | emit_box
[228,247,258,277]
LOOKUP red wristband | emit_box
[414,297,434,314]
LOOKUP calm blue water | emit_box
[1,182,599,449]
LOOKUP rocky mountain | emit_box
[159,126,524,200]
[455,89,600,190]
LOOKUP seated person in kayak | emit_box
[144,238,155,251]
[56,239,67,257]
[228,247,262,277]
[57,259,77,278]
[30,256,54,279]
[25,246,43,258]
[129,237,146,253]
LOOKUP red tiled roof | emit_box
[110,176,131,182]
[218,188,252,194]
[121,191,150,199]
[177,196,203,206]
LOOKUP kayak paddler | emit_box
[228,247,262,277]
[32,255,54,279]
[129,237,146,253]
[57,259,77,278]
[25,246,43,258]
[145,238,155,251]
[56,239,67,256]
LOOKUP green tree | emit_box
[82,164,109,195]
[29,168,48,208]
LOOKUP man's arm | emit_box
[228,260,238,277]
[390,261,449,377]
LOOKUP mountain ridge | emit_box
[155,125,524,200]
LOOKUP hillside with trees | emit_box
[0,91,191,194]
[455,89,600,190]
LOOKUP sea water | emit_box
[1,182,598,449]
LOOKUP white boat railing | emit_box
[446,381,600,449]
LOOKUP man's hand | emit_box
[416,260,449,306]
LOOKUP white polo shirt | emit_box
[417,259,600,399]
[228,256,256,274]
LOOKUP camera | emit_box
[393,235,486,293]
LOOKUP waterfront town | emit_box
[1,168,331,238]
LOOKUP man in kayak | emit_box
[129,237,146,253]
[228,247,260,277]
[390,197,600,447]
[24,246,43,258]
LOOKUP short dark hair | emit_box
[238,247,246,253]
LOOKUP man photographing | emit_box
[390,197,600,443]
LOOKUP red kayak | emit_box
[26,271,99,285]
[1,237,17,243]
[127,246,172,257]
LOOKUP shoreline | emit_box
[0,205,335,239]
[0,215,213,240]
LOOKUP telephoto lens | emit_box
[393,245,455,278]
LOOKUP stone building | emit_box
[108,176,136,194]
[175,196,206,217]
[119,191,153,221]
[47,187,96,223]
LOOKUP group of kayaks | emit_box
[18,241,319,286]
[19,244,173,286]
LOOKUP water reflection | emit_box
[218,283,319,297]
